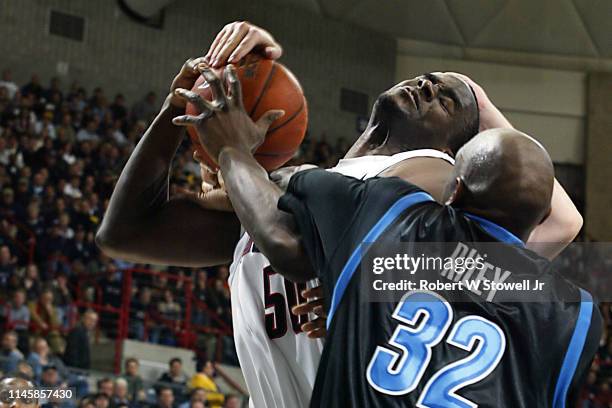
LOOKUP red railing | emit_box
[75,267,233,373]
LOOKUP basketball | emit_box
[186,54,308,171]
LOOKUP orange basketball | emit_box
[185,54,308,171]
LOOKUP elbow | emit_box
[564,211,583,242]
[265,235,314,283]
[95,223,128,258]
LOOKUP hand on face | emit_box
[446,72,513,131]
[204,21,283,68]
[172,65,284,163]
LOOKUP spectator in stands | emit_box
[93,393,110,408]
[206,273,231,327]
[154,387,176,408]
[23,263,41,301]
[0,69,19,99]
[28,337,89,398]
[111,378,131,408]
[27,337,66,381]
[157,358,187,398]
[14,361,35,381]
[0,330,24,374]
[191,270,209,326]
[157,289,181,346]
[122,357,144,402]
[76,119,100,143]
[189,361,224,408]
[28,287,63,354]
[3,288,30,353]
[63,310,98,369]
[109,94,128,121]
[50,273,73,329]
[21,74,43,99]
[177,389,206,408]
[94,377,114,405]
[39,365,66,388]
[0,245,16,287]
[129,287,156,341]
[223,395,241,408]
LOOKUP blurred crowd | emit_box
[0,69,240,405]
[0,68,610,407]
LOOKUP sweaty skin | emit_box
[444,128,555,242]
[98,23,580,277]
[96,59,240,267]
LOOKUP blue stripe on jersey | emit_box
[326,191,435,329]
[463,212,525,247]
[552,288,594,408]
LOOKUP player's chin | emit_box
[376,92,417,120]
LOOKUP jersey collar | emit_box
[463,213,525,247]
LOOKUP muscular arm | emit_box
[451,72,582,258]
[217,147,314,282]
[96,96,240,267]
[527,179,582,259]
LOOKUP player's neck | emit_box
[460,205,531,243]
[344,123,443,159]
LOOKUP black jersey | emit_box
[278,169,601,408]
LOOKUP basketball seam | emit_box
[249,64,277,117]
[266,101,305,134]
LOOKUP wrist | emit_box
[218,145,254,164]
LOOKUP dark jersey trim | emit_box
[552,288,593,408]
[326,191,435,328]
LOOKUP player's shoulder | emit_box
[362,175,432,203]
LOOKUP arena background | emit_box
[0,0,610,407]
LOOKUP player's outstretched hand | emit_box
[292,285,327,339]
[448,72,513,131]
[205,21,283,68]
[169,57,208,109]
[172,65,284,162]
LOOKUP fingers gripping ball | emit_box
[186,54,308,171]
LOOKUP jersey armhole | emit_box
[552,289,595,408]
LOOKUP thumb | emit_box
[265,46,282,60]
[256,109,285,132]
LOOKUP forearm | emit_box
[101,95,182,228]
[218,147,314,281]
[527,179,582,259]
[97,96,239,266]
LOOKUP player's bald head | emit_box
[0,377,39,408]
[445,128,554,241]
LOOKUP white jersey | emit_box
[229,149,454,408]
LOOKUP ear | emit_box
[444,176,465,206]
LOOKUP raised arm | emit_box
[95,59,240,267]
[452,73,582,258]
[172,65,314,282]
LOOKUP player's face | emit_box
[374,72,477,145]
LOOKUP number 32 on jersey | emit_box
[366,291,506,408]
